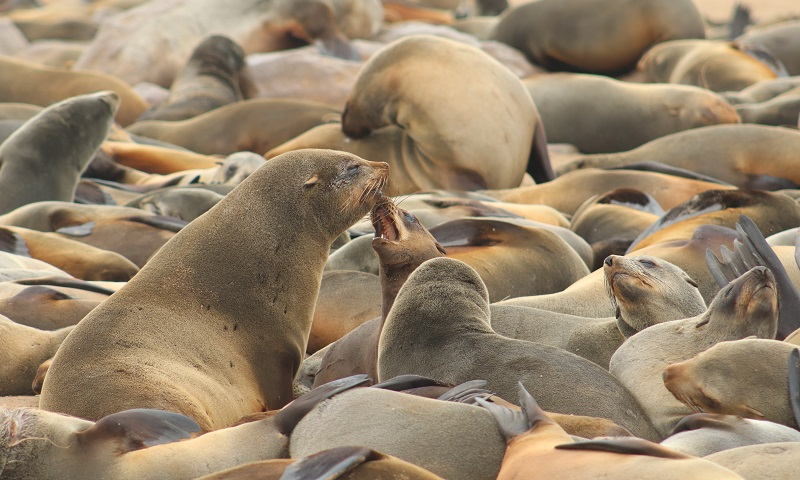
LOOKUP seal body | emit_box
[40,149,389,430]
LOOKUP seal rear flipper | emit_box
[372,375,448,391]
[75,408,202,453]
[527,121,554,183]
[555,438,691,459]
[273,374,371,435]
[0,226,30,256]
[437,379,492,404]
[788,348,800,429]
[279,446,377,480]
[15,276,116,296]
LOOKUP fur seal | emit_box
[267,35,552,193]
[0,314,71,395]
[127,99,339,156]
[98,141,220,175]
[477,383,743,480]
[524,73,739,153]
[490,0,704,74]
[0,91,119,215]
[734,91,800,127]
[75,0,382,87]
[737,21,800,76]
[486,168,730,216]
[704,442,800,479]
[0,375,369,479]
[289,386,507,480]
[663,339,799,429]
[638,40,780,92]
[610,266,779,437]
[491,254,706,368]
[0,57,146,126]
[661,413,800,457]
[558,125,800,190]
[138,35,255,122]
[722,77,800,105]
[0,226,139,281]
[378,256,659,439]
[40,149,389,430]
[0,282,106,330]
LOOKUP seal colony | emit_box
[2,0,800,478]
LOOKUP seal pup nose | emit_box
[604,256,615,267]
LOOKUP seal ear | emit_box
[279,446,379,480]
[555,438,691,459]
[788,348,800,428]
[75,409,202,453]
[273,374,371,435]
[685,276,699,288]
[304,174,319,188]
[0,227,29,256]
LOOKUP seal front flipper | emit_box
[437,379,492,404]
[279,446,376,480]
[527,121,554,183]
[273,374,370,435]
[0,226,29,256]
[476,382,551,440]
[372,375,447,391]
[554,438,691,459]
[75,408,202,453]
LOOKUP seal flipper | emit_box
[437,380,492,404]
[607,162,731,186]
[273,374,370,435]
[315,35,361,62]
[372,375,448,391]
[667,413,737,436]
[75,408,202,453]
[476,382,552,440]
[15,276,116,296]
[788,348,800,429]
[279,446,377,480]
[0,227,30,256]
[555,438,691,459]
[55,221,95,237]
[126,215,188,233]
[527,121,554,183]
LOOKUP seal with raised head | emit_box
[477,383,743,480]
[490,0,705,74]
[610,266,779,437]
[137,35,256,122]
[267,34,551,194]
[39,149,389,430]
[378,256,659,439]
[0,91,119,215]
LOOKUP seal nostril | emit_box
[604,256,614,267]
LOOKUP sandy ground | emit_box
[508,0,800,25]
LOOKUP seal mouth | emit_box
[371,201,400,242]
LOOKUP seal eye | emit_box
[403,212,416,223]
[639,259,656,268]
[346,164,360,175]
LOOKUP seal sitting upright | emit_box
[39,149,389,431]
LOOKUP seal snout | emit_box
[95,90,121,113]
[371,200,400,241]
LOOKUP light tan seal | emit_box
[0,91,119,215]
[0,314,71,395]
[737,21,800,76]
[490,0,705,74]
[663,339,799,429]
[558,125,800,190]
[267,34,551,194]
[477,383,743,480]
[39,149,389,430]
[378,256,659,439]
[610,266,779,438]
[638,40,781,92]
[0,56,146,126]
[524,73,740,154]
[704,442,800,479]
[128,98,339,156]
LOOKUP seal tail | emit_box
[527,121,554,183]
[273,374,370,435]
